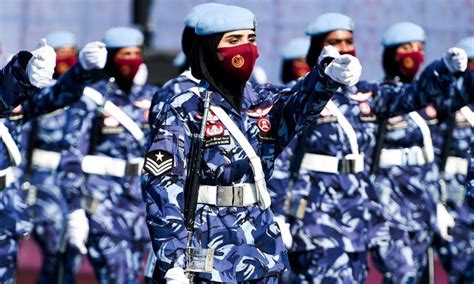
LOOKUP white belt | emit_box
[379,146,428,167]
[444,156,468,176]
[0,167,15,190]
[198,184,258,207]
[300,153,364,174]
[81,155,144,177]
[31,149,61,170]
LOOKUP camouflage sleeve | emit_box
[464,73,474,209]
[0,51,37,117]
[21,63,100,121]
[58,99,97,211]
[269,65,340,151]
[267,137,296,216]
[142,104,191,273]
[371,59,458,118]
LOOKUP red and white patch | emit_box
[103,114,120,127]
[133,99,151,109]
[195,111,219,123]
[348,91,373,102]
[12,105,22,114]
[320,107,332,117]
[455,111,467,123]
[205,122,225,138]
[425,105,437,119]
[359,102,371,115]
[248,105,273,118]
[388,115,403,124]
[257,117,271,133]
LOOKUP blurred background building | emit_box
[1,0,473,85]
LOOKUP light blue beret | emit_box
[103,27,144,48]
[305,13,354,36]
[195,5,256,36]
[45,31,77,49]
[184,3,227,28]
[281,37,310,60]
[456,36,474,59]
[382,22,426,47]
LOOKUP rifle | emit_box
[369,118,388,181]
[183,91,212,239]
[438,115,456,204]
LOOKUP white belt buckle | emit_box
[186,247,214,273]
[216,185,244,207]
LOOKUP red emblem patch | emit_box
[257,117,271,133]
[103,114,120,127]
[359,102,371,115]
[425,105,437,119]
[205,122,225,138]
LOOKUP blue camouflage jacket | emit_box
[142,65,340,282]
[0,63,98,236]
[59,78,157,242]
[0,51,37,117]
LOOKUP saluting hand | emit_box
[27,38,56,88]
[79,41,107,70]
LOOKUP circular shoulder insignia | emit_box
[257,117,271,133]
[425,105,437,119]
[359,102,371,115]
[205,122,225,138]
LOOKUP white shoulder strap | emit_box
[0,121,22,166]
[182,70,200,84]
[459,106,474,127]
[325,100,360,155]
[83,87,145,145]
[408,111,434,163]
[210,105,271,209]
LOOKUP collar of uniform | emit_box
[200,81,258,116]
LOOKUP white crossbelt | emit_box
[300,153,365,174]
[209,105,271,209]
[408,111,434,163]
[459,106,474,127]
[325,100,360,155]
[445,156,468,176]
[379,112,434,167]
[83,87,145,146]
[0,167,15,189]
[0,121,22,166]
[31,149,61,170]
[198,184,258,207]
[81,155,144,177]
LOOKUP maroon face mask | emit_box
[55,55,77,76]
[340,49,356,57]
[113,57,144,85]
[395,51,424,80]
[217,43,259,82]
[291,60,311,79]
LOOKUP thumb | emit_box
[38,38,47,48]
[75,241,88,254]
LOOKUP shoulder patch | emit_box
[144,150,174,176]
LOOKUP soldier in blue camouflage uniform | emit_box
[59,27,158,283]
[280,38,311,84]
[0,39,107,283]
[142,5,362,283]
[268,14,466,283]
[431,37,474,283]
[22,32,104,284]
[145,4,227,281]
[1,40,57,283]
[369,23,470,282]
